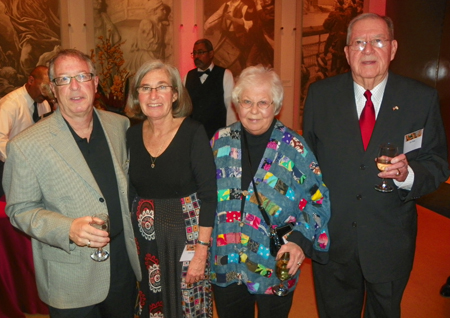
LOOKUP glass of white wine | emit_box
[90,213,110,262]
[375,143,399,193]
[272,252,292,296]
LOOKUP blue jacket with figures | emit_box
[209,121,331,295]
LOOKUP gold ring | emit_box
[396,169,400,176]
[87,240,91,248]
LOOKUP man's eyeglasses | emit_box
[239,99,273,109]
[348,39,391,51]
[52,73,94,86]
[191,50,210,57]
[136,85,173,94]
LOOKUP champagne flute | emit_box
[375,143,399,193]
[90,213,110,262]
[272,252,292,296]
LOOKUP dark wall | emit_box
[386,0,450,162]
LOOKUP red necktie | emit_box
[360,90,375,150]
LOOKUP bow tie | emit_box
[197,69,211,77]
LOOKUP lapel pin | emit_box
[393,106,399,111]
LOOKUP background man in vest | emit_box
[185,38,237,139]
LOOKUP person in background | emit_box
[126,60,217,317]
[3,49,141,317]
[204,0,253,73]
[0,65,52,197]
[184,38,236,139]
[303,13,450,317]
[210,65,330,318]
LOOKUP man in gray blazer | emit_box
[303,13,449,318]
[3,49,141,317]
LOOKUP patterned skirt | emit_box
[131,194,212,318]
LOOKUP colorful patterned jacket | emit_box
[209,120,331,294]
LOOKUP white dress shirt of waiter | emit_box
[0,65,51,162]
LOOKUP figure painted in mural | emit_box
[126,60,216,317]
[0,1,19,69]
[93,0,121,46]
[126,0,171,73]
[204,0,253,75]
[245,0,274,67]
[2,0,60,76]
[322,1,348,76]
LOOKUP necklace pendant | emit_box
[151,163,155,168]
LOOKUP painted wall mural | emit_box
[0,0,60,98]
[203,0,275,77]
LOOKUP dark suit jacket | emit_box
[3,108,141,308]
[303,71,449,283]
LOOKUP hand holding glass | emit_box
[90,213,110,262]
[272,252,292,296]
[375,143,399,193]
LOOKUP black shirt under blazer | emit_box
[303,71,449,283]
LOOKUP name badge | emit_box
[403,129,423,153]
[179,244,195,262]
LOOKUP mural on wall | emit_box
[204,0,275,77]
[300,0,363,126]
[91,0,174,113]
[0,0,60,98]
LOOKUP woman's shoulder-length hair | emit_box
[126,60,192,119]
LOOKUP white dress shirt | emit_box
[353,76,414,190]
[0,85,51,161]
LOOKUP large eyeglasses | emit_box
[239,99,273,109]
[136,85,173,94]
[348,38,391,51]
[52,73,94,86]
[190,50,210,57]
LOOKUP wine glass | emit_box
[90,213,110,262]
[375,143,399,193]
[272,252,292,296]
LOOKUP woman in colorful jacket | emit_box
[210,65,331,318]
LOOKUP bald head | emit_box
[26,65,50,103]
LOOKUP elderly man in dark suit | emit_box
[303,13,449,318]
[3,49,141,317]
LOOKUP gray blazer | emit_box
[3,108,141,309]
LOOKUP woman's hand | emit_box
[185,244,208,284]
[277,242,305,276]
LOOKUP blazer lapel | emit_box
[334,73,366,155]
[48,109,102,194]
[95,110,128,194]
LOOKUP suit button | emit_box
[359,164,366,170]
[356,194,362,200]
[99,198,105,203]
[352,222,357,227]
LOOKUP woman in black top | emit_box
[126,60,217,318]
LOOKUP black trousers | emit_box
[49,232,136,318]
[213,283,294,318]
[313,254,410,318]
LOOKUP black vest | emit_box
[186,66,227,139]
